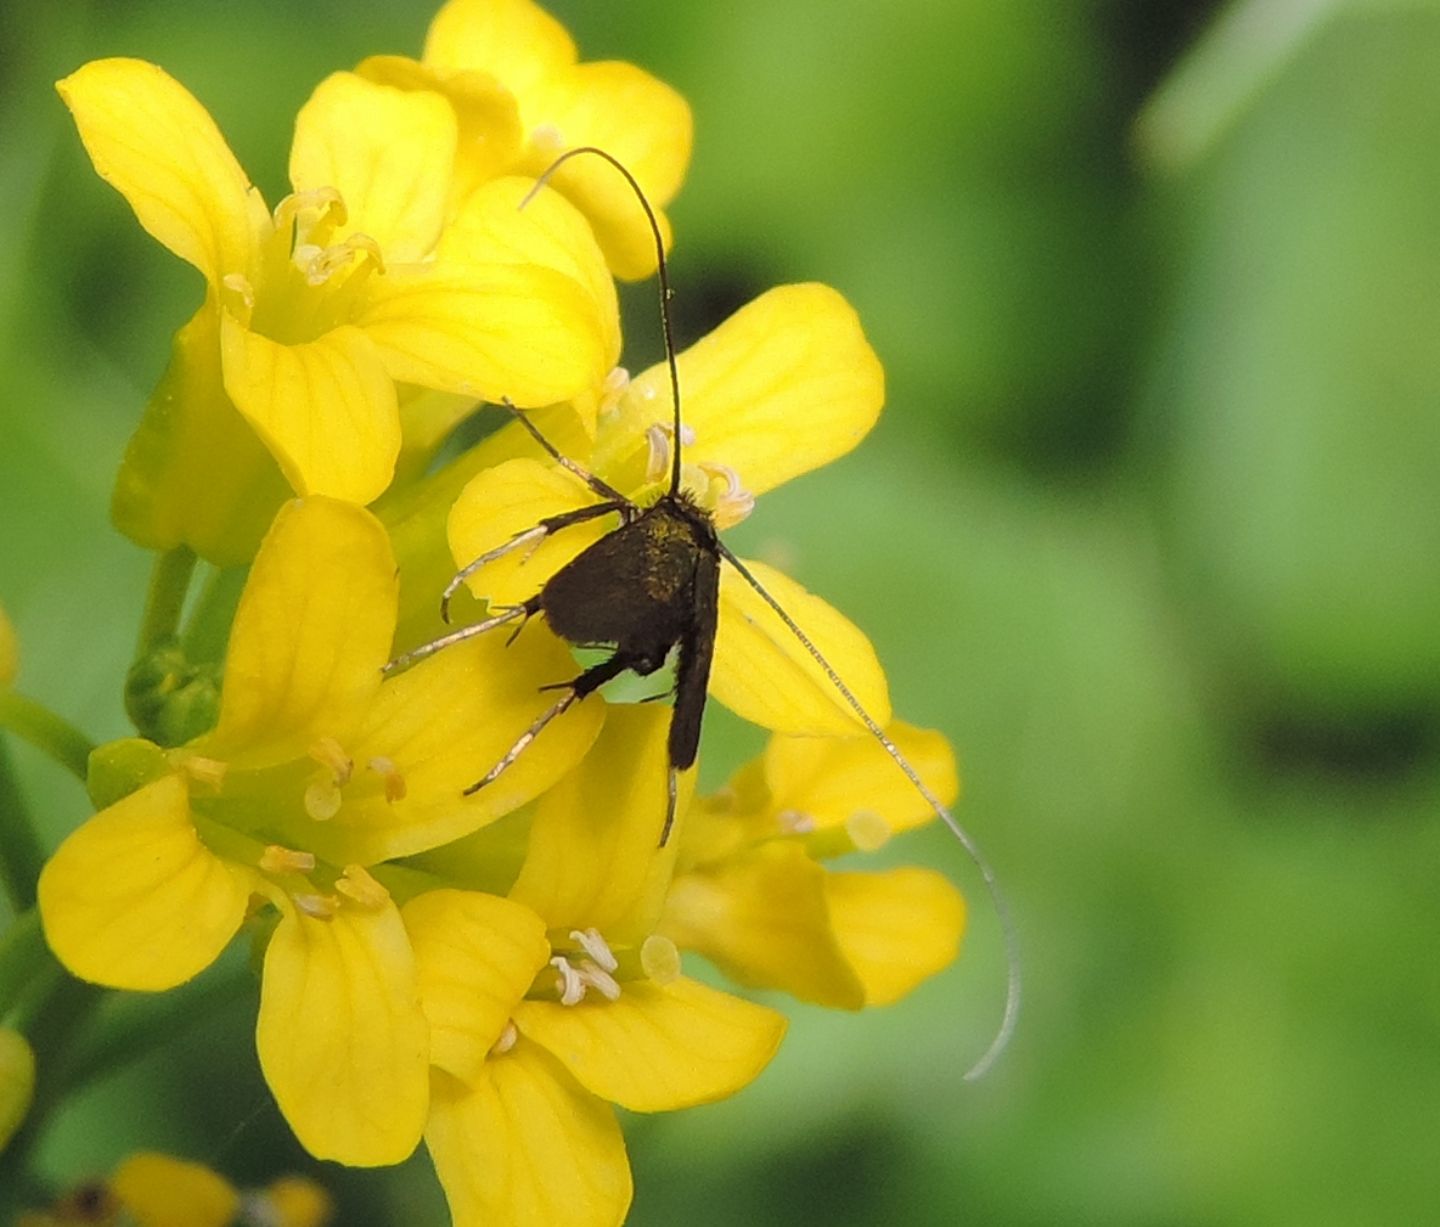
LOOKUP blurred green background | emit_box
[3,0,1439,1223]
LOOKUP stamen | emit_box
[258,845,316,876]
[776,808,816,835]
[699,462,756,528]
[179,754,228,790]
[551,956,585,1006]
[335,864,389,909]
[576,960,622,1001]
[367,756,407,802]
[272,186,347,237]
[845,808,892,852]
[531,123,566,154]
[293,893,337,920]
[308,737,353,786]
[640,934,682,985]
[303,777,343,822]
[490,1020,519,1056]
[569,927,619,973]
[598,365,631,419]
[219,272,255,318]
[645,421,698,483]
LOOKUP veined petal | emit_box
[357,261,608,407]
[38,775,248,991]
[310,626,606,864]
[110,1153,239,1227]
[447,456,618,608]
[221,315,400,503]
[204,498,396,768]
[426,1046,630,1227]
[763,721,959,838]
[290,72,456,263]
[825,868,966,1006]
[257,894,428,1166]
[598,284,884,495]
[521,61,691,280]
[439,177,620,372]
[660,841,865,1009]
[510,706,685,940]
[355,56,524,201]
[423,0,577,99]
[513,977,785,1113]
[713,558,891,736]
[113,307,290,566]
[57,58,263,284]
[402,890,549,1085]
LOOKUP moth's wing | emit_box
[668,545,720,771]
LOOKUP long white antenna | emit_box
[717,543,1020,1080]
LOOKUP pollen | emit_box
[845,808,892,852]
[367,756,407,802]
[258,845,317,876]
[335,864,389,909]
[640,934,682,985]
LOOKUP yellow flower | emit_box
[18,1154,331,1227]
[405,708,785,1227]
[38,498,602,1165]
[660,723,967,1010]
[0,1026,35,1153]
[361,0,693,279]
[446,282,892,739]
[60,58,614,563]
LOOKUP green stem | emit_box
[0,741,47,912]
[0,691,94,782]
[0,910,54,1021]
[136,545,197,655]
[180,564,246,663]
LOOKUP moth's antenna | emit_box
[521,147,685,497]
[716,542,1020,1081]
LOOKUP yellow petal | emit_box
[521,61,691,280]
[661,842,865,1009]
[510,705,685,940]
[0,1028,36,1153]
[402,890,549,1085]
[205,498,396,769]
[825,868,966,1006]
[290,72,455,262]
[57,58,263,284]
[713,558,891,736]
[257,895,428,1166]
[221,315,400,503]
[113,307,290,566]
[423,0,577,98]
[357,260,608,408]
[38,775,248,990]
[763,720,959,838]
[254,1176,333,1227]
[310,625,606,864]
[110,1153,239,1227]
[597,284,884,495]
[355,56,524,202]
[427,1046,630,1227]
[514,976,785,1112]
[439,177,620,372]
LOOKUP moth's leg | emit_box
[384,597,540,676]
[441,500,629,623]
[659,765,679,848]
[462,651,639,796]
[501,397,634,506]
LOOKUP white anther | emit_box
[700,462,756,528]
[490,1020,519,1055]
[577,960,622,1002]
[293,893,337,920]
[367,756,407,802]
[334,864,389,909]
[551,956,586,1006]
[258,845,316,876]
[531,123,566,153]
[846,808,892,852]
[570,927,619,973]
[220,273,255,315]
[776,808,817,836]
[308,737,353,786]
[598,366,631,418]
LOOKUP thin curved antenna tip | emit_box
[715,542,1021,1082]
[518,145,685,497]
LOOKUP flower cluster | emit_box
[20,1,969,1224]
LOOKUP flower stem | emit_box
[136,545,197,655]
[0,692,94,783]
[0,740,48,912]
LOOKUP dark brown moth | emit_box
[385,147,1019,1078]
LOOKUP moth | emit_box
[387,148,1018,1078]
